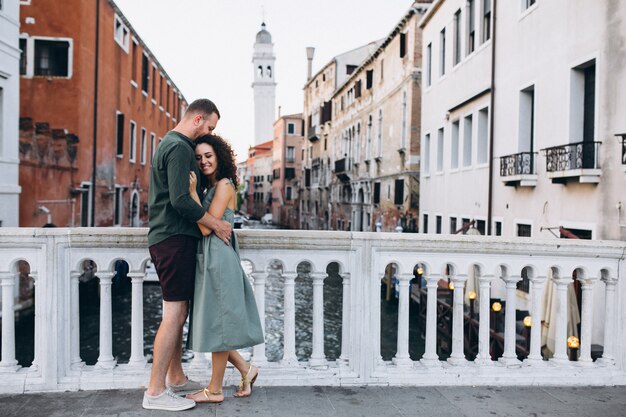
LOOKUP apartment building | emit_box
[420,0,626,240]
[271,114,304,229]
[18,0,186,227]
[0,0,20,226]
[245,140,273,219]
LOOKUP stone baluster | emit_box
[499,275,522,366]
[392,273,413,367]
[70,271,84,369]
[420,273,441,367]
[127,272,147,367]
[577,275,597,366]
[309,272,327,368]
[251,271,268,365]
[338,273,351,365]
[281,272,298,366]
[0,272,19,372]
[525,275,547,366]
[95,271,116,369]
[447,274,468,366]
[598,276,617,366]
[550,275,571,364]
[474,274,494,365]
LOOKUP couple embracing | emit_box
[142,99,263,411]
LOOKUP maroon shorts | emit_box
[149,234,198,301]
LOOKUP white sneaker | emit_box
[142,388,196,411]
[168,377,205,395]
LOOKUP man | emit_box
[143,99,231,411]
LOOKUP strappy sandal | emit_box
[233,364,258,398]
[186,387,224,403]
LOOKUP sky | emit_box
[114,0,415,162]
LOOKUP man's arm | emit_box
[167,146,206,222]
[187,171,232,243]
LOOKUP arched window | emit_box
[257,65,263,78]
[267,66,272,77]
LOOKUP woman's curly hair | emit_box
[195,134,239,189]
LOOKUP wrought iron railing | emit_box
[499,152,536,177]
[542,141,601,172]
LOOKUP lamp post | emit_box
[523,315,532,353]
[491,301,503,358]
[468,291,477,319]
[567,336,580,361]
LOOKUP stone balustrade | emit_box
[0,228,625,393]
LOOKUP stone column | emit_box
[525,275,547,366]
[550,276,571,365]
[251,271,268,365]
[0,272,19,372]
[309,272,327,368]
[95,272,116,369]
[127,272,147,368]
[338,273,351,364]
[447,274,468,366]
[499,275,522,366]
[392,273,413,367]
[597,276,617,366]
[474,275,494,365]
[281,272,298,366]
[420,273,440,367]
[70,271,84,370]
[577,276,596,366]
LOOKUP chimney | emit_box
[306,47,315,81]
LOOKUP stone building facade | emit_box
[271,114,304,229]
[245,140,273,219]
[17,0,187,227]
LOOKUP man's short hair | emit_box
[185,99,221,119]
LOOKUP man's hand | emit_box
[212,219,232,245]
[189,171,198,195]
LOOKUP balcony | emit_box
[542,141,601,184]
[334,158,350,182]
[1,228,625,393]
[307,125,320,142]
[499,152,537,187]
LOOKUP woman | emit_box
[186,134,264,403]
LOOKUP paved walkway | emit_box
[1,386,626,416]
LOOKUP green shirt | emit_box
[148,131,205,246]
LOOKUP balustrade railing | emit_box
[0,228,625,393]
[499,152,536,176]
[542,141,601,172]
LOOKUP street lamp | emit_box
[567,336,580,361]
[468,291,477,319]
[523,315,532,353]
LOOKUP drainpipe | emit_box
[486,0,497,235]
[90,0,101,227]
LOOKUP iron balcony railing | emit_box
[499,152,537,177]
[542,141,601,172]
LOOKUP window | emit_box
[437,128,444,172]
[450,217,458,234]
[116,112,124,157]
[34,39,70,77]
[285,186,292,201]
[463,115,473,167]
[399,32,407,58]
[495,221,502,236]
[287,122,295,135]
[129,121,137,163]
[522,0,536,11]
[517,223,531,237]
[140,128,147,165]
[453,10,461,65]
[423,133,431,174]
[519,86,535,154]
[439,28,446,77]
[114,186,123,226]
[159,72,164,106]
[373,182,381,205]
[150,133,156,163]
[273,169,280,180]
[114,15,130,52]
[286,146,295,162]
[346,64,357,75]
[461,218,470,234]
[477,107,488,164]
[451,120,459,169]
[476,219,486,235]
[376,110,383,158]
[482,0,492,42]
[570,60,596,168]
[423,214,429,234]
[355,80,362,98]
[80,182,93,227]
[285,168,295,179]
[141,54,149,94]
[366,115,372,160]
[151,65,157,100]
[131,40,138,84]
[366,70,373,89]
[19,38,27,75]
[517,268,530,293]
[436,215,442,234]
[467,0,475,55]
[394,179,404,205]
[426,43,432,87]
[380,59,384,80]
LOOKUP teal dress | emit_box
[189,181,264,352]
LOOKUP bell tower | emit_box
[252,22,276,145]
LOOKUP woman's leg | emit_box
[227,350,248,375]
[186,351,228,402]
[228,350,258,397]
